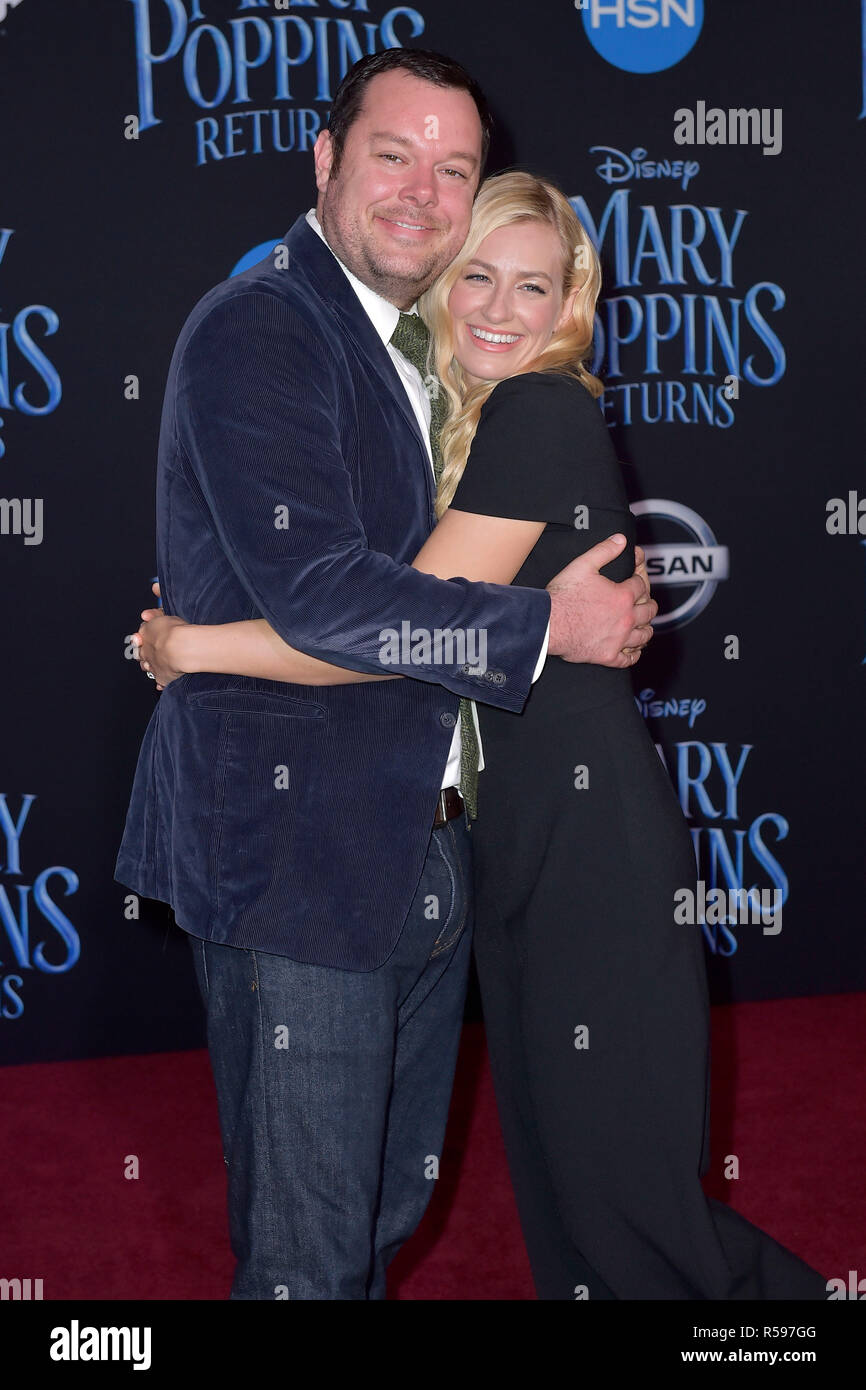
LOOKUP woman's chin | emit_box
[457,356,519,387]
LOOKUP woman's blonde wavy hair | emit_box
[419,170,603,517]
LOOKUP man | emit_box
[117,49,656,1300]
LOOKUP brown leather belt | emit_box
[433,786,465,827]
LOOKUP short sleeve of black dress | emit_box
[450,370,630,526]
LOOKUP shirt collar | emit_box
[305,208,418,346]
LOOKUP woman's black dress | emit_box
[451,370,825,1300]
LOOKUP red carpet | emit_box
[1,996,863,1300]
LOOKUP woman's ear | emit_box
[556,285,579,332]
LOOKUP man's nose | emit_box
[399,166,438,208]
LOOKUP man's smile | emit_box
[375,214,439,238]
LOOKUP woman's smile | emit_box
[466,323,525,349]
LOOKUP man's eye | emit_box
[441,168,467,179]
[378,153,403,163]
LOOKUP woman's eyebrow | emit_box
[466,258,553,283]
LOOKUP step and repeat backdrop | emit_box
[0,1,864,1064]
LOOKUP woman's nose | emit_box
[481,287,512,323]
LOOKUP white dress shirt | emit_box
[305,208,548,794]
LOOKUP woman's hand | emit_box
[132,583,189,691]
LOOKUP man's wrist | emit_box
[547,586,591,663]
[547,587,566,658]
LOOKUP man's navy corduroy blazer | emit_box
[115,214,551,970]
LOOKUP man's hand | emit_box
[634,543,650,602]
[546,534,657,668]
[624,544,652,656]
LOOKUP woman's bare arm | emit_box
[410,509,545,583]
[135,512,546,687]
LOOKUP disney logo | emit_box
[635,688,707,729]
[591,146,700,192]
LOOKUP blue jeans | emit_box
[189,813,474,1299]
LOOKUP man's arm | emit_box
[136,519,652,690]
[174,288,549,712]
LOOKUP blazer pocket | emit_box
[185,689,326,719]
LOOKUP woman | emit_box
[135,172,824,1300]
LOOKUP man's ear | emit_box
[313,130,334,194]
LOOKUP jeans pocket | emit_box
[428,823,469,959]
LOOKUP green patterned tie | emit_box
[390,311,480,820]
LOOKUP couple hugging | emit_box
[117,49,824,1301]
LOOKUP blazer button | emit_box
[440,711,457,728]
[492,671,506,685]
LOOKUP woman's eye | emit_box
[522,283,546,294]
[465,273,490,283]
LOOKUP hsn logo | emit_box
[580,0,704,74]
[230,241,281,278]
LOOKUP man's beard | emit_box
[323,193,451,297]
[357,236,444,293]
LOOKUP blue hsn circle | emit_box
[230,240,281,277]
[581,0,704,74]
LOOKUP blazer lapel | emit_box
[281,217,435,517]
